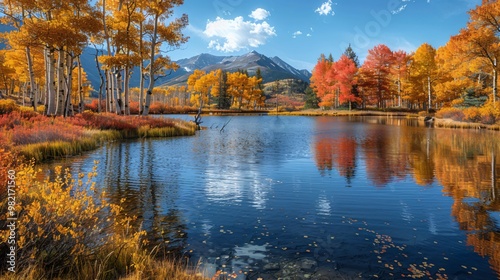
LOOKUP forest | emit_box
[310,0,500,124]
[0,0,188,116]
[1,1,499,124]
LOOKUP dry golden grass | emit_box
[0,163,209,280]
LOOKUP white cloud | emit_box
[391,4,407,14]
[292,31,303,38]
[315,0,336,16]
[204,16,276,52]
[249,8,271,21]
[307,33,312,37]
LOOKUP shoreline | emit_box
[267,109,418,117]
[1,112,198,164]
[267,109,500,131]
[7,109,499,165]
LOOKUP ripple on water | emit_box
[42,116,499,280]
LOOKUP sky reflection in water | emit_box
[48,116,500,279]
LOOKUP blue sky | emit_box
[170,0,480,70]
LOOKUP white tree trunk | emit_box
[142,13,159,116]
[427,75,431,112]
[493,58,497,105]
[56,48,65,116]
[45,46,57,116]
[77,56,84,113]
[139,15,145,114]
[124,66,130,115]
[26,46,37,111]
[111,69,121,114]
[64,54,74,117]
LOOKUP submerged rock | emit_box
[263,262,281,271]
[298,258,318,271]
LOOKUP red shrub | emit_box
[129,101,140,115]
[149,102,168,114]
[85,99,108,112]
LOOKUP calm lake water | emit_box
[47,115,500,279]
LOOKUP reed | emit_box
[0,163,209,280]
[434,118,500,130]
[18,130,123,162]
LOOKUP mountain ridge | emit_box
[162,51,312,86]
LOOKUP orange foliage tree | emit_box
[310,54,359,109]
[358,44,395,108]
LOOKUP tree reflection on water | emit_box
[314,118,500,275]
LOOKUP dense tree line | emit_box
[0,0,188,116]
[178,68,265,110]
[311,0,500,112]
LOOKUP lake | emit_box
[46,115,500,279]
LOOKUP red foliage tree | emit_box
[392,50,410,107]
[310,54,335,108]
[334,55,360,109]
[359,44,395,108]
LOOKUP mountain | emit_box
[0,37,311,93]
[162,51,311,86]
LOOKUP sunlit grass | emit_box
[0,110,197,163]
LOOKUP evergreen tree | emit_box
[343,44,360,68]
[216,70,231,109]
[256,67,264,91]
[328,53,334,63]
[304,87,320,109]
[344,44,361,108]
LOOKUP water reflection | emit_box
[42,116,500,278]
[313,117,500,275]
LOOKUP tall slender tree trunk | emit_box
[397,73,402,107]
[64,54,74,117]
[116,69,123,114]
[139,8,145,115]
[427,75,431,112]
[102,0,115,114]
[112,69,121,114]
[94,48,104,113]
[45,46,57,116]
[124,66,130,115]
[77,56,84,113]
[105,70,111,112]
[142,13,159,116]
[493,58,497,105]
[26,46,37,111]
[56,48,66,116]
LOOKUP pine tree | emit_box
[304,87,320,109]
[343,44,360,68]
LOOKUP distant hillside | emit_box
[0,38,311,94]
[162,51,312,86]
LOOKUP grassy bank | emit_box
[433,105,500,131]
[430,117,500,130]
[0,109,197,163]
[0,103,207,279]
[268,108,419,117]
[269,107,500,131]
